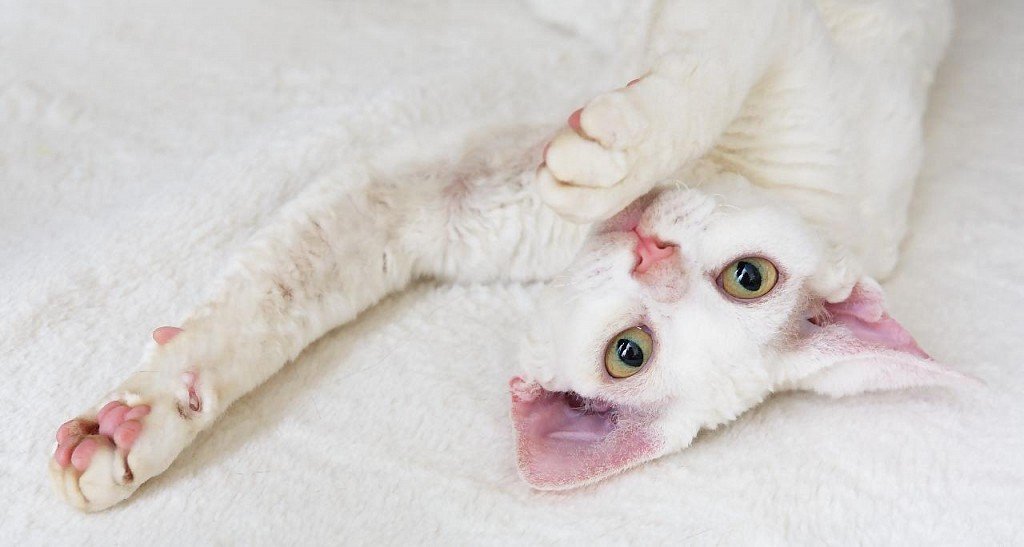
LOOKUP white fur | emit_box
[524,0,961,483]
[7,0,1024,541]
[37,0,967,515]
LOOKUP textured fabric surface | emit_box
[2,1,1022,543]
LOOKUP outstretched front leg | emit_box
[49,127,588,512]
[49,170,421,511]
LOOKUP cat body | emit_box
[51,0,963,510]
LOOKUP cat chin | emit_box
[509,376,665,490]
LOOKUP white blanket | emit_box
[2,1,1022,543]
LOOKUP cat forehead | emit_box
[651,189,823,275]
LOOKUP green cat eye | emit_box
[604,326,654,379]
[719,257,778,299]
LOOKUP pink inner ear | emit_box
[822,282,930,359]
[509,378,662,490]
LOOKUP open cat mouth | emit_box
[509,377,662,489]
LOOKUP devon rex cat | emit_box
[51,0,967,511]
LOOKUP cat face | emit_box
[511,181,968,490]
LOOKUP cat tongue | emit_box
[509,377,661,489]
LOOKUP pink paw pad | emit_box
[53,402,150,472]
[182,371,202,413]
[567,108,584,134]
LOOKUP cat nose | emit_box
[633,228,675,274]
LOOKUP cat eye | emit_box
[604,326,654,379]
[718,257,778,299]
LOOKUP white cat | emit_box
[50,0,968,511]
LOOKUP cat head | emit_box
[511,176,971,489]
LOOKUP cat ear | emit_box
[777,278,976,397]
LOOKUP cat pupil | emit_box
[616,339,645,367]
[735,261,762,292]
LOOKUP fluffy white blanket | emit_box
[2,1,1021,543]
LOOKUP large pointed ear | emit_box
[776,278,977,397]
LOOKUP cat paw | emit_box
[545,93,645,188]
[49,401,152,511]
[538,81,658,223]
[49,371,201,511]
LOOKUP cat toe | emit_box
[544,129,629,188]
[536,166,636,223]
[578,91,648,149]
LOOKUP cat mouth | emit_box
[509,377,662,489]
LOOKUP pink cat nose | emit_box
[633,228,675,274]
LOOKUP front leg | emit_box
[49,172,417,511]
[49,125,587,512]
[537,0,802,222]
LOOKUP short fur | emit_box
[50,0,964,511]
